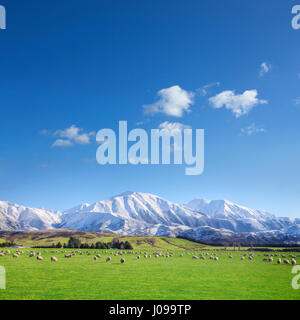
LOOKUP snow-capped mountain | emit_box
[185,199,274,220]
[0,201,62,230]
[58,191,206,233]
[0,192,299,245]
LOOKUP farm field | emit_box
[0,247,300,300]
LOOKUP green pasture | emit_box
[0,248,299,300]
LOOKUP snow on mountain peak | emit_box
[186,198,274,220]
[1,193,299,245]
[60,191,204,231]
[0,201,62,231]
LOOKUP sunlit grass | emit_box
[0,249,299,300]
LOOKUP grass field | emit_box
[0,247,300,300]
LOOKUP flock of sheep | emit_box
[0,248,299,266]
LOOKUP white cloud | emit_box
[259,62,271,77]
[51,139,73,147]
[158,122,191,152]
[241,123,265,136]
[209,89,268,118]
[294,97,300,105]
[197,82,220,96]
[144,85,194,117]
[158,121,191,134]
[51,125,95,147]
[54,125,94,144]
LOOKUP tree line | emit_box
[0,241,16,247]
[33,237,133,250]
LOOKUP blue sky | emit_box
[0,0,300,217]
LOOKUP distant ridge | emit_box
[0,192,299,245]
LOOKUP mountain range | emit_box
[1,192,300,245]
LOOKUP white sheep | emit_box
[51,256,58,262]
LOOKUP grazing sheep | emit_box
[291,259,297,265]
[106,257,111,262]
[268,257,273,262]
[29,252,35,257]
[120,258,125,264]
[214,257,219,261]
[284,259,290,264]
[192,256,198,259]
[51,256,58,262]
[37,255,43,261]
[137,256,140,259]
[93,256,98,261]
[64,254,72,258]
[263,258,269,262]
[229,255,232,259]
[0,253,4,257]
[241,257,245,260]
[277,258,281,264]
[200,256,205,260]
[13,253,19,258]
